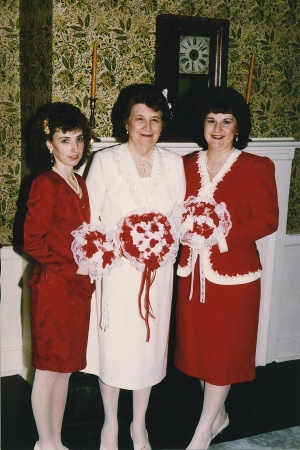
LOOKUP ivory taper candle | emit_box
[91,42,97,98]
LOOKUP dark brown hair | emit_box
[111,83,171,142]
[24,102,91,175]
[195,87,251,150]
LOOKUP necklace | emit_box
[205,148,235,173]
[128,146,154,174]
[52,167,81,196]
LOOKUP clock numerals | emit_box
[179,36,210,75]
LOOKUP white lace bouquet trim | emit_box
[116,208,179,272]
[71,221,122,281]
[171,196,232,302]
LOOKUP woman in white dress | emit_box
[84,84,186,450]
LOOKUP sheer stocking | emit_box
[131,387,152,446]
[51,372,71,449]
[98,381,152,450]
[187,382,230,449]
[199,380,228,435]
[32,369,71,450]
[99,379,120,450]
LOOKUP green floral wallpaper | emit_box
[1,0,21,246]
[0,0,299,244]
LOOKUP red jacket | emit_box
[24,170,91,281]
[177,150,279,284]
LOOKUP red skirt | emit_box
[29,267,94,373]
[175,275,261,386]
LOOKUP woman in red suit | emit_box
[174,87,279,449]
[24,103,95,450]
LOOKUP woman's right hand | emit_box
[76,267,89,275]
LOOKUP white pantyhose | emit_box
[31,369,71,450]
[132,386,152,446]
[187,381,230,449]
[99,379,120,450]
[99,379,152,450]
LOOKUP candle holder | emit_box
[89,97,100,143]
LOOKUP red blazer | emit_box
[178,150,279,283]
[24,170,91,281]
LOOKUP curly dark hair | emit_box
[111,83,171,142]
[194,87,251,150]
[24,102,92,175]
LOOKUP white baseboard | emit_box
[276,333,300,362]
[19,347,35,385]
[0,346,23,377]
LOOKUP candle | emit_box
[91,42,97,98]
[246,54,255,104]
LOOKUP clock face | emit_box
[179,36,210,74]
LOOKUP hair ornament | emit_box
[162,88,172,109]
[43,118,50,135]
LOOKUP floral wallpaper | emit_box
[0,0,299,244]
[1,0,22,246]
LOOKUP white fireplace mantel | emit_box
[91,136,298,156]
[90,137,298,366]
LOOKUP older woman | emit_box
[174,87,279,449]
[84,84,186,450]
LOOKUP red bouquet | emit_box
[172,196,231,250]
[117,209,178,341]
[71,222,122,280]
[171,196,232,302]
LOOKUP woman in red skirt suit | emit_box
[24,103,95,450]
[174,87,279,449]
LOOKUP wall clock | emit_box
[155,15,229,142]
[179,36,210,75]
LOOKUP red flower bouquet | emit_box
[171,196,232,302]
[173,196,232,250]
[117,209,178,341]
[71,222,122,280]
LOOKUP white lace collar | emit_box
[112,143,170,208]
[197,149,241,197]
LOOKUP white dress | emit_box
[83,143,186,389]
